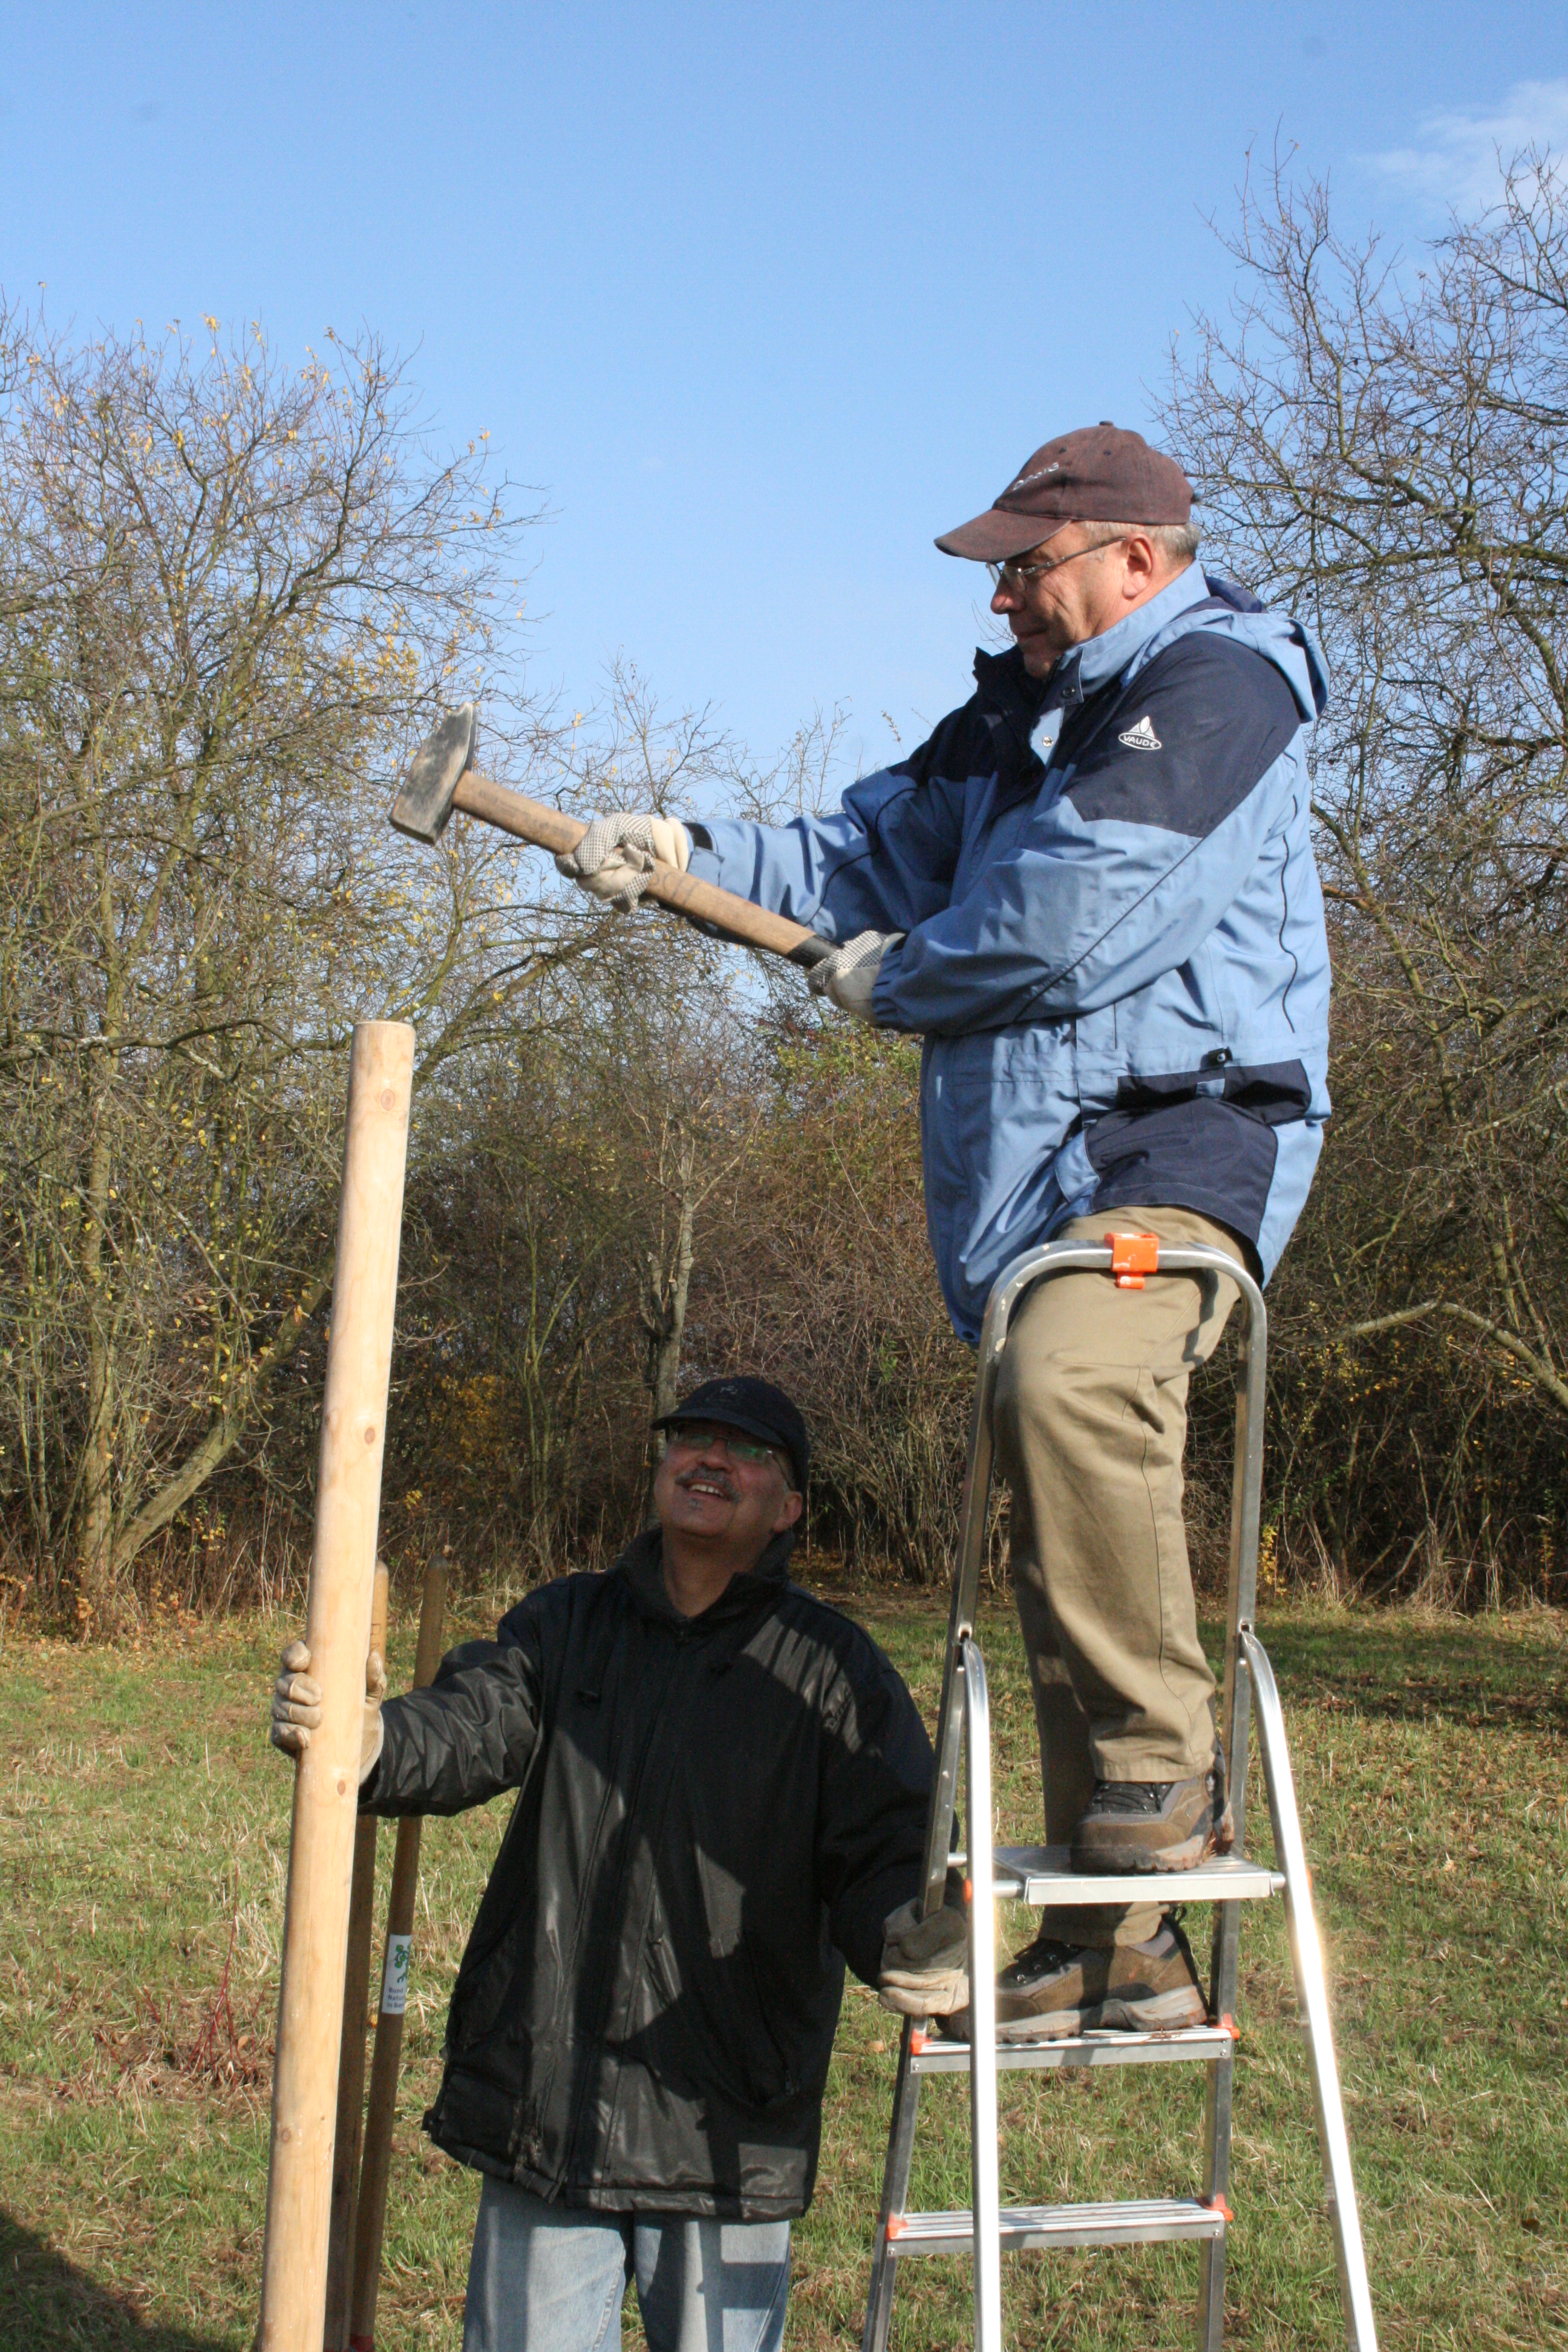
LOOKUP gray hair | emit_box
[1080,517,1201,566]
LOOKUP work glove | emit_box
[877,1895,970,2017]
[806,929,904,1024]
[269,1639,388,1780]
[555,811,692,912]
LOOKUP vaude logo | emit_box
[1118,715,1162,751]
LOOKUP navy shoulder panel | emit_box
[893,694,996,789]
[1063,635,1301,835]
[895,648,1045,791]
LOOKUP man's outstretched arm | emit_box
[267,1607,549,1817]
[557,705,976,947]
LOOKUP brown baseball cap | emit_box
[935,423,1192,563]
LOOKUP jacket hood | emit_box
[1184,572,1331,725]
[618,1523,797,1630]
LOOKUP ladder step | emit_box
[909,2022,1236,2074]
[987,1844,1282,1907]
[886,2195,1229,2256]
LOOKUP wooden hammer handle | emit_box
[451,769,828,969]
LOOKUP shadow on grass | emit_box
[0,2210,234,2352]
[1252,1613,1568,1733]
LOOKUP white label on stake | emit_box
[381,1932,413,2016]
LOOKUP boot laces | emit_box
[1092,1779,1175,1816]
[1010,1929,1082,1974]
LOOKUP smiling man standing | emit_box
[559,425,1331,2040]
[268,1374,935,2352]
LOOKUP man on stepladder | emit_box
[558,425,1330,2039]
[268,1376,937,2351]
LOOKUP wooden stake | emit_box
[347,1557,449,2352]
[324,1562,388,2352]
[258,1021,414,2352]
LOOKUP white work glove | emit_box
[806,929,904,1024]
[877,1896,970,2017]
[555,811,692,912]
[269,1639,388,1780]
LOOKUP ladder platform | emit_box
[886,2195,1229,2256]
[989,1844,1282,1907]
[909,2021,1237,2074]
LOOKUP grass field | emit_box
[1,1586,1564,2350]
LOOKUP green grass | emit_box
[1,1589,1564,2348]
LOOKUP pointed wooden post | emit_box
[258,1021,414,2352]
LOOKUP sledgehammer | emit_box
[389,703,829,969]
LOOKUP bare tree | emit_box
[0,309,566,1618]
[1162,151,1568,1590]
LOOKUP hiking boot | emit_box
[1071,1752,1232,1874]
[942,1916,1207,2043]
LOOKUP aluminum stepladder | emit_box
[862,1235,1378,2352]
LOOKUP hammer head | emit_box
[388,702,477,844]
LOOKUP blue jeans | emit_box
[462,2177,791,2352]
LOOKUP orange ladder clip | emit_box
[1106,1230,1160,1289]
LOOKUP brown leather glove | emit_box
[877,1896,970,2017]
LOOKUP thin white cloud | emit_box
[1368,77,1568,214]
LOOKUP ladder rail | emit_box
[1241,1626,1379,2352]
[860,2017,920,2352]
[1201,1261,1267,2345]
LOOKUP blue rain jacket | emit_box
[688,565,1331,1342]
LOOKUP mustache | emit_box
[675,1463,738,1498]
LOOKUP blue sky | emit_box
[5,4,1566,782]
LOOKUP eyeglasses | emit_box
[665,1422,791,1472]
[987,538,1126,593]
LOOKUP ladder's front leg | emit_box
[961,1639,1002,2352]
[1241,1628,1379,2352]
[1198,1811,1246,2348]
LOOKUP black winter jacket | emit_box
[361,1530,933,2218]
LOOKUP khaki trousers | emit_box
[993,1206,1242,1946]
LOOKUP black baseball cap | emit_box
[656,1376,811,1492]
[935,423,1192,563]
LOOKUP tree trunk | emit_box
[77,1112,117,1625]
[648,1184,696,1423]
[641,1131,697,1512]
[110,1261,336,1576]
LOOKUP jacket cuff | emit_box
[683,818,758,900]
[356,1697,399,1809]
[871,939,914,1031]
